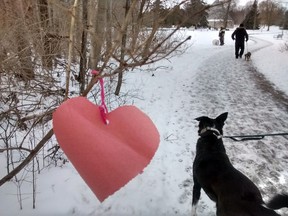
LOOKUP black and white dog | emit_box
[192,112,288,216]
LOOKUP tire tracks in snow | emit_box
[188,37,288,215]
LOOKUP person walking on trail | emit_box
[219,27,225,46]
[231,23,249,59]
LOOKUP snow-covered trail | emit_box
[190,35,288,215]
[95,33,288,216]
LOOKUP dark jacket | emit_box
[219,30,225,38]
[231,27,248,44]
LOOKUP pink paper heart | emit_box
[53,97,160,202]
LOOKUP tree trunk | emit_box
[253,0,258,30]
[266,2,275,32]
[13,0,35,80]
[91,0,106,69]
[79,0,88,93]
[38,0,53,69]
[115,0,130,96]
[223,0,232,29]
[106,0,113,52]
[131,0,145,52]
[65,0,78,99]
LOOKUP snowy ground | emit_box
[1,26,288,216]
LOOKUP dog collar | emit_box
[199,127,222,139]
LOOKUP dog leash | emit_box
[223,132,288,142]
[246,41,249,54]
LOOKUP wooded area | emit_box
[0,0,199,208]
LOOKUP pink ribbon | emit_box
[91,70,109,124]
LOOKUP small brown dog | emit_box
[245,52,251,61]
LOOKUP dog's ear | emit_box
[195,116,210,122]
[216,112,228,124]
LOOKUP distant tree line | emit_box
[146,0,209,28]
[146,0,288,30]
[240,0,287,30]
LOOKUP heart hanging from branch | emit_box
[53,97,160,202]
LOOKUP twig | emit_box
[0,129,54,186]
[0,147,32,153]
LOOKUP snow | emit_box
[1,26,288,216]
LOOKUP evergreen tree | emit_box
[243,0,260,29]
[165,5,183,27]
[150,0,167,25]
[182,0,208,28]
